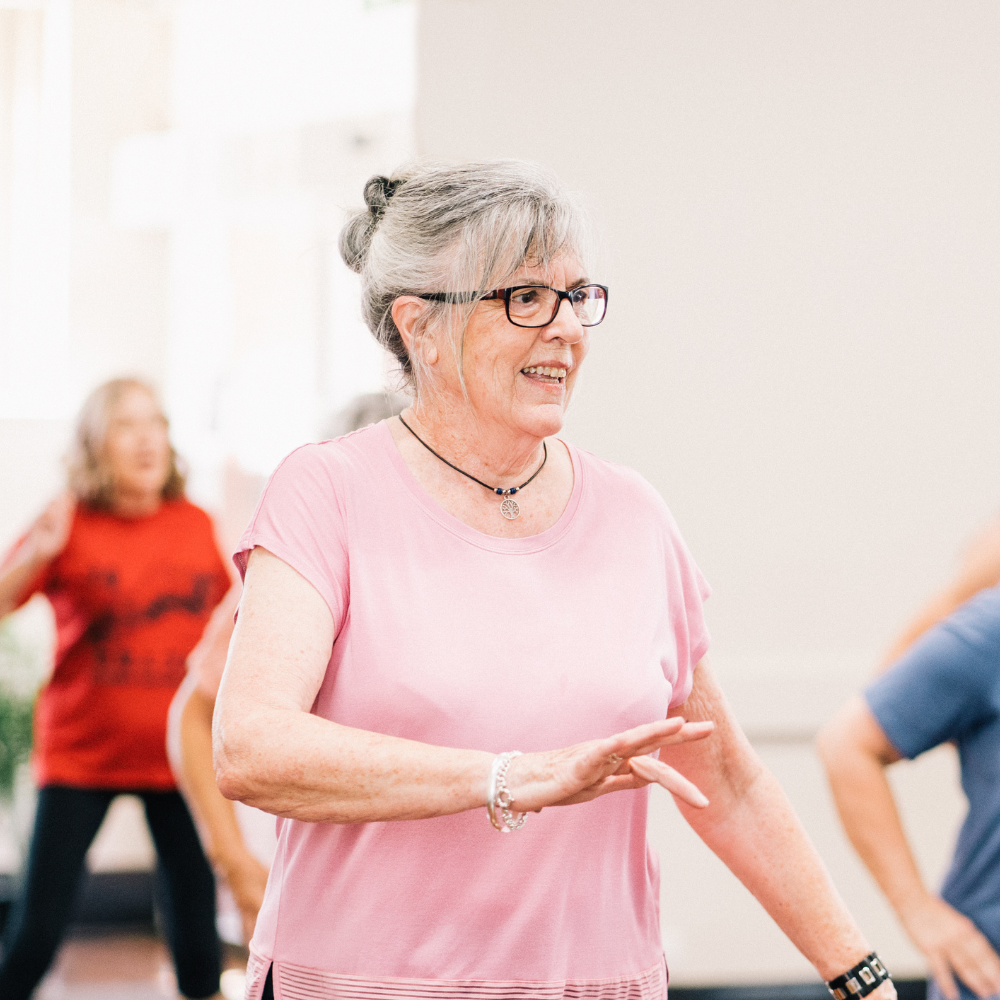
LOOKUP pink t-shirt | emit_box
[235,421,710,1000]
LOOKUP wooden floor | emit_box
[34,933,245,1000]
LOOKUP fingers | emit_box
[949,931,1000,999]
[629,754,709,808]
[926,953,959,1000]
[598,719,715,762]
[507,718,716,813]
[910,900,1000,1000]
[553,771,652,806]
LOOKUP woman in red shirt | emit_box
[0,378,231,1000]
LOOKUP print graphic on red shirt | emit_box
[13,499,230,790]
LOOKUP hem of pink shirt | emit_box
[244,951,668,1000]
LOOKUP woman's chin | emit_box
[511,402,566,441]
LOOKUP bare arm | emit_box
[654,660,894,994]
[178,680,268,942]
[818,696,1000,1000]
[213,547,714,823]
[0,494,74,619]
[169,584,268,941]
[881,516,1000,670]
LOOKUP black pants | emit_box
[0,786,220,1000]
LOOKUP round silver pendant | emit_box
[500,496,520,520]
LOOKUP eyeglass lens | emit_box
[507,285,607,327]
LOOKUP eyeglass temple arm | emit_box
[417,291,500,304]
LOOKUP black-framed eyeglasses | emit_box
[417,284,609,328]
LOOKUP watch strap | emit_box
[826,952,890,999]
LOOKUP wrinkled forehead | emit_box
[507,251,588,287]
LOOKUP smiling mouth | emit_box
[520,365,567,385]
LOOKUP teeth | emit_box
[522,366,568,378]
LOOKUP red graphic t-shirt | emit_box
[17,499,231,789]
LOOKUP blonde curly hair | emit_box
[66,378,186,511]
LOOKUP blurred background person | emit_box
[819,577,1000,1000]
[168,391,408,948]
[0,378,229,1000]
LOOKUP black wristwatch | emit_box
[826,953,891,999]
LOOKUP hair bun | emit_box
[339,175,404,274]
[364,175,403,219]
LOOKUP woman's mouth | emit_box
[520,366,567,385]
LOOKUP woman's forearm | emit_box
[180,684,258,868]
[685,766,871,979]
[214,702,494,823]
[0,545,45,619]
[662,662,874,982]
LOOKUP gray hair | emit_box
[338,160,593,392]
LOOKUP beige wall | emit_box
[417,0,999,984]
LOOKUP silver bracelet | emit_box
[486,751,527,832]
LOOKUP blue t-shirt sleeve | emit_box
[865,586,1000,760]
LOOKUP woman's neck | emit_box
[111,489,163,518]
[406,401,547,487]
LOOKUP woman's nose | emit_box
[542,299,584,342]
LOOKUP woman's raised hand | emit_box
[504,717,715,813]
[26,494,75,565]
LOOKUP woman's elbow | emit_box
[212,713,257,801]
[816,696,891,783]
[214,759,248,802]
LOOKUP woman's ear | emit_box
[392,296,438,367]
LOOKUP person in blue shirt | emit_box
[819,580,1000,1000]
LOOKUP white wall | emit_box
[416,0,998,984]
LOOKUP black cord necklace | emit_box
[398,415,547,521]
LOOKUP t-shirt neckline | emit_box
[376,419,585,554]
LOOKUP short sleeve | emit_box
[234,444,350,629]
[660,503,712,709]
[865,586,1000,759]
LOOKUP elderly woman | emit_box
[0,378,228,1000]
[215,162,896,1000]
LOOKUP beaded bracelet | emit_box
[826,952,891,999]
[486,751,527,832]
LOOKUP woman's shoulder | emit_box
[250,424,389,524]
[268,422,386,489]
[568,443,674,517]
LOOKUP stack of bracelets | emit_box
[826,953,891,998]
[487,751,527,833]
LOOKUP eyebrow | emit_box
[511,277,590,289]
